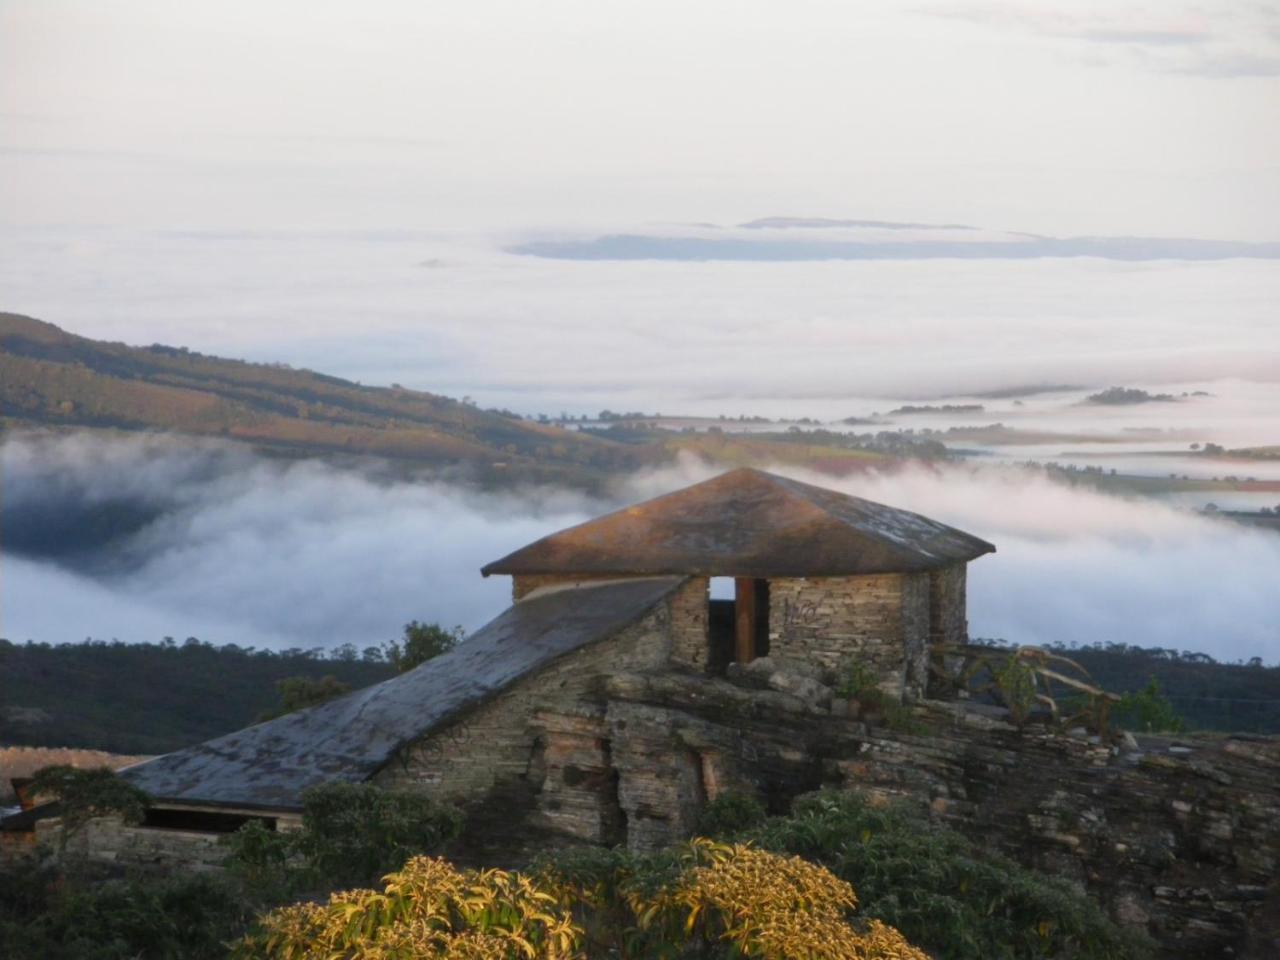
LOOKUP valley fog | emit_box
[2,432,1277,663]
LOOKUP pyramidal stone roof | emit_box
[482,468,995,578]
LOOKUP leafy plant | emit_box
[742,790,1153,960]
[0,861,249,960]
[1113,678,1185,733]
[221,819,297,902]
[257,675,351,721]
[993,654,1038,726]
[695,790,766,838]
[222,782,464,893]
[384,621,465,674]
[935,643,1120,733]
[241,842,928,960]
[835,659,926,734]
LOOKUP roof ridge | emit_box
[482,468,994,578]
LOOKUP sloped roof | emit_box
[115,577,684,812]
[482,468,994,578]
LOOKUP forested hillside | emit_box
[3,637,1276,756]
[1044,642,1280,733]
[0,312,638,484]
[0,638,394,754]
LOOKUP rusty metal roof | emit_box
[112,577,684,812]
[482,468,994,578]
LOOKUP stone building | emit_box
[482,466,994,698]
[8,467,1280,957]
[3,468,993,856]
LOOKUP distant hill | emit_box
[0,313,640,484]
[1044,642,1280,733]
[0,638,395,754]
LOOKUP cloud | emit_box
[0,432,603,649]
[2,433,1278,664]
[916,1,1280,78]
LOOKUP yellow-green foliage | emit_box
[236,856,578,960]
[237,841,927,960]
[631,840,928,960]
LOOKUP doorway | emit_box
[707,577,769,673]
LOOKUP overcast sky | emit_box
[3,0,1279,239]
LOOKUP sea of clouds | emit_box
[3,432,1277,663]
[1,226,1278,419]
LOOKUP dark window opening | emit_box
[141,807,277,834]
[707,577,770,674]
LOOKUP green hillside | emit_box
[0,637,395,754]
[0,313,640,484]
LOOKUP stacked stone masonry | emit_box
[928,564,967,646]
[767,574,931,698]
[374,600,674,820]
[594,669,1280,960]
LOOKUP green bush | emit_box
[740,790,1154,960]
[28,765,148,852]
[222,782,464,893]
[220,818,296,901]
[835,659,927,734]
[695,789,767,838]
[1113,678,1186,733]
[0,862,248,960]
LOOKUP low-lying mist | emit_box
[2,432,1277,663]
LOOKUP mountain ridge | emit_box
[0,312,638,483]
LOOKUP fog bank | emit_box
[3,433,1277,663]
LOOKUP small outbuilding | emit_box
[4,467,994,860]
[484,467,995,697]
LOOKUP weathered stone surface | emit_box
[767,573,931,698]
[600,676,1280,959]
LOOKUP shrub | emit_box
[835,660,926,734]
[384,621,465,674]
[241,842,928,960]
[221,818,297,902]
[257,675,351,721]
[744,790,1153,960]
[0,861,249,960]
[222,782,464,894]
[1113,678,1185,733]
[294,781,464,888]
[27,765,148,853]
[695,789,767,838]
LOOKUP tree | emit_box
[257,675,351,721]
[383,621,463,674]
[28,765,149,853]
[1113,678,1185,733]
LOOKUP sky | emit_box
[1,3,1278,663]
[3,0,1280,238]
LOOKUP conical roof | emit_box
[482,468,994,578]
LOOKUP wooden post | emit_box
[734,577,756,664]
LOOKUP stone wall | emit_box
[40,809,302,873]
[375,600,674,831]
[596,667,1280,960]
[928,564,967,646]
[668,576,710,672]
[767,573,930,697]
